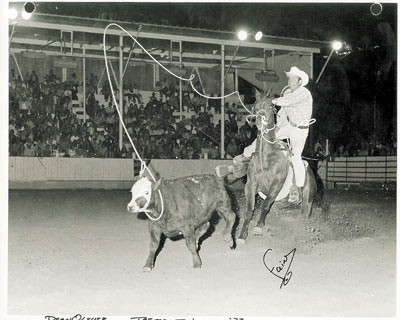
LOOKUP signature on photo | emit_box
[263,248,296,289]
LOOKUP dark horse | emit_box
[237,91,317,244]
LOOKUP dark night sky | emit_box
[35,2,396,47]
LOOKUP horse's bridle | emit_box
[254,102,277,145]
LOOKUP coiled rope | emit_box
[103,23,255,220]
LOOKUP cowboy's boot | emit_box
[215,164,234,178]
[288,185,302,205]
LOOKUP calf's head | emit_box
[127,176,163,213]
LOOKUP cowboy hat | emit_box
[285,66,309,86]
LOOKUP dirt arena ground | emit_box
[8,186,396,317]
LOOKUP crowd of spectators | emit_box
[330,137,396,158]
[10,69,395,160]
[8,69,256,159]
[313,136,396,161]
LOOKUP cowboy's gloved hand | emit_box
[243,149,253,159]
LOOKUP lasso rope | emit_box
[103,23,255,220]
[103,24,165,221]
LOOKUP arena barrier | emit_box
[325,156,397,189]
[9,157,134,189]
[8,157,230,189]
[8,156,395,190]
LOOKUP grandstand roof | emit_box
[10,13,329,68]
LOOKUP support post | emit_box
[83,47,86,122]
[71,31,74,55]
[195,67,206,95]
[373,95,377,144]
[12,52,23,81]
[309,52,314,154]
[325,138,329,188]
[119,35,124,151]
[123,25,142,77]
[316,49,334,84]
[179,41,183,121]
[62,68,67,82]
[109,60,119,90]
[263,50,267,93]
[234,68,238,92]
[97,66,106,89]
[220,44,225,159]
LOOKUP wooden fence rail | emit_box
[326,156,396,187]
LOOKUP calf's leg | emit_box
[143,223,162,272]
[216,203,235,248]
[195,222,210,249]
[182,227,202,268]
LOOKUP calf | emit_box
[127,174,236,271]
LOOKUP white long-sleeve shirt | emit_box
[274,86,313,127]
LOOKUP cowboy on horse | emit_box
[216,66,313,205]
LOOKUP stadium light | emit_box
[254,31,263,41]
[332,40,343,51]
[21,10,32,20]
[9,8,18,20]
[316,40,350,84]
[237,30,248,41]
[237,30,263,41]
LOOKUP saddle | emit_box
[258,155,308,203]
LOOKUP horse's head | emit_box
[252,89,276,131]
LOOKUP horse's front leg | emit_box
[253,196,275,236]
[253,177,285,236]
[237,181,257,244]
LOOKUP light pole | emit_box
[316,40,343,84]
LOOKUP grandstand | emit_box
[9,12,327,160]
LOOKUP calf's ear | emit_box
[152,177,164,191]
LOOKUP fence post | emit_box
[325,157,329,189]
[385,156,388,183]
[365,156,367,182]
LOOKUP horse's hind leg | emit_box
[302,198,314,219]
[302,168,317,218]
[237,182,257,244]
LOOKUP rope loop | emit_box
[139,160,146,177]
[102,23,258,221]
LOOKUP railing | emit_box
[10,156,395,190]
[8,157,231,189]
[326,156,396,187]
